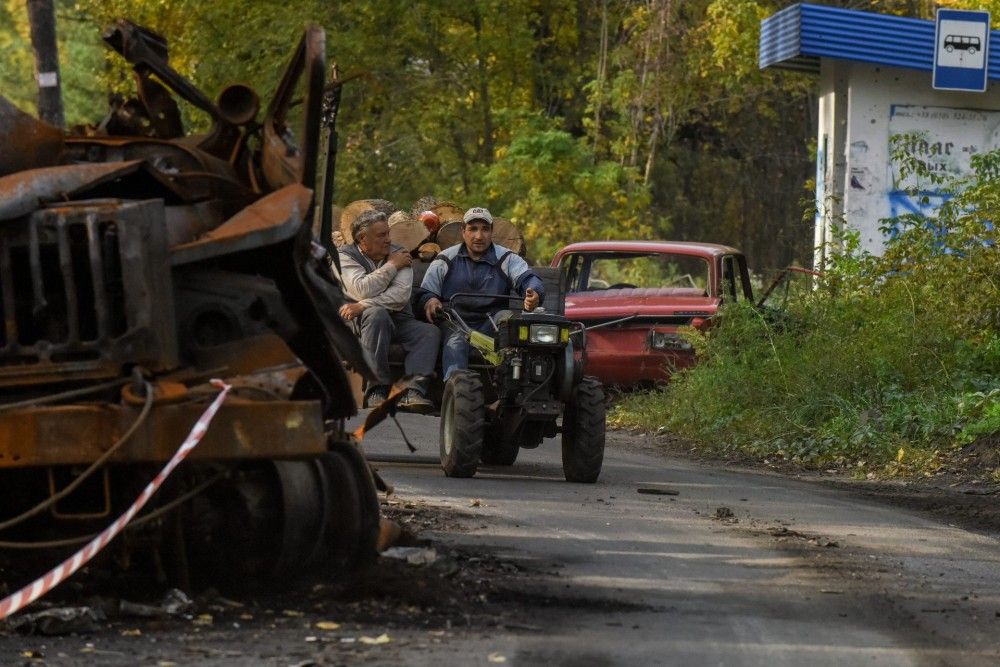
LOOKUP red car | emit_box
[551,241,755,386]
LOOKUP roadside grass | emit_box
[611,145,1000,479]
[610,288,999,478]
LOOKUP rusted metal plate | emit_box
[0,161,144,222]
[261,26,325,191]
[0,398,326,468]
[188,333,301,377]
[170,184,312,265]
[0,95,64,177]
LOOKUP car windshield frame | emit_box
[562,251,711,296]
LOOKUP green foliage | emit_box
[1,0,819,268]
[613,144,1000,475]
[1,0,38,113]
[484,120,652,260]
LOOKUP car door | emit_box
[720,254,753,303]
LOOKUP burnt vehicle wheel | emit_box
[322,442,380,570]
[182,447,379,588]
[481,430,519,466]
[440,370,485,478]
[561,376,606,483]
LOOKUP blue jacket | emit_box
[417,243,545,326]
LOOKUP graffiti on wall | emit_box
[887,104,1000,217]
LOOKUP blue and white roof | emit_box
[759,3,1000,80]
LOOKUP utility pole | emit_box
[26,0,64,127]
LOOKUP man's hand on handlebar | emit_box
[523,288,539,312]
[424,297,443,322]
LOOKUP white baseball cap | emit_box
[462,207,493,226]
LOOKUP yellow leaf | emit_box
[359,633,392,645]
[897,447,905,462]
[316,621,341,630]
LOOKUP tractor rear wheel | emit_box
[561,377,605,483]
[440,370,485,477]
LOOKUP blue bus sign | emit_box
[933,9,991,92]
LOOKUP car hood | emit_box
[564,289,719,321]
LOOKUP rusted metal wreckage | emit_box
[0,20,382,586]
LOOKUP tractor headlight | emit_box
[529,324,560,344]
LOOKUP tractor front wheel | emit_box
[440,370,485,477]
[561,377,606,483]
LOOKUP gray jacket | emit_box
[338,243,413,314]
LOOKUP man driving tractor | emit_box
[417,206,545,379]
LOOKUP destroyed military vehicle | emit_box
[0,20,380,587]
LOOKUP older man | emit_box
[338,210,438,412]
[416,206,544,380]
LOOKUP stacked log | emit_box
[387,210,430,251]
[412,196,463,227]
[338,195,526,257]
[434,220,463,249]
[339,198,396,244]
[489,217,525,256]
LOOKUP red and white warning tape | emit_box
[0,380,232,621]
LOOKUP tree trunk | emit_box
[472,8,494,164]
[590,0,609,157]
[26,0,64,128]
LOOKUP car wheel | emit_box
[946,45,954,52]
[440,370,484,477]
[561,376,606,483]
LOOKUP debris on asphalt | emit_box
[382,547,439,565]
[714,507,735,520]
[316,621,342,630]
[809,537,840,548]
[637,487,680,496]
[377,517,404,552]
[161,589,195,615]
[117,588,194,618]
[191,613,214,626]
[359,633,392,645]
[7,606,104,635]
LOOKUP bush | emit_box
[612,145,1000,474]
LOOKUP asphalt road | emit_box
[356,410,1000,667]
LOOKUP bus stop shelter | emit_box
[760,3,1000,266]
